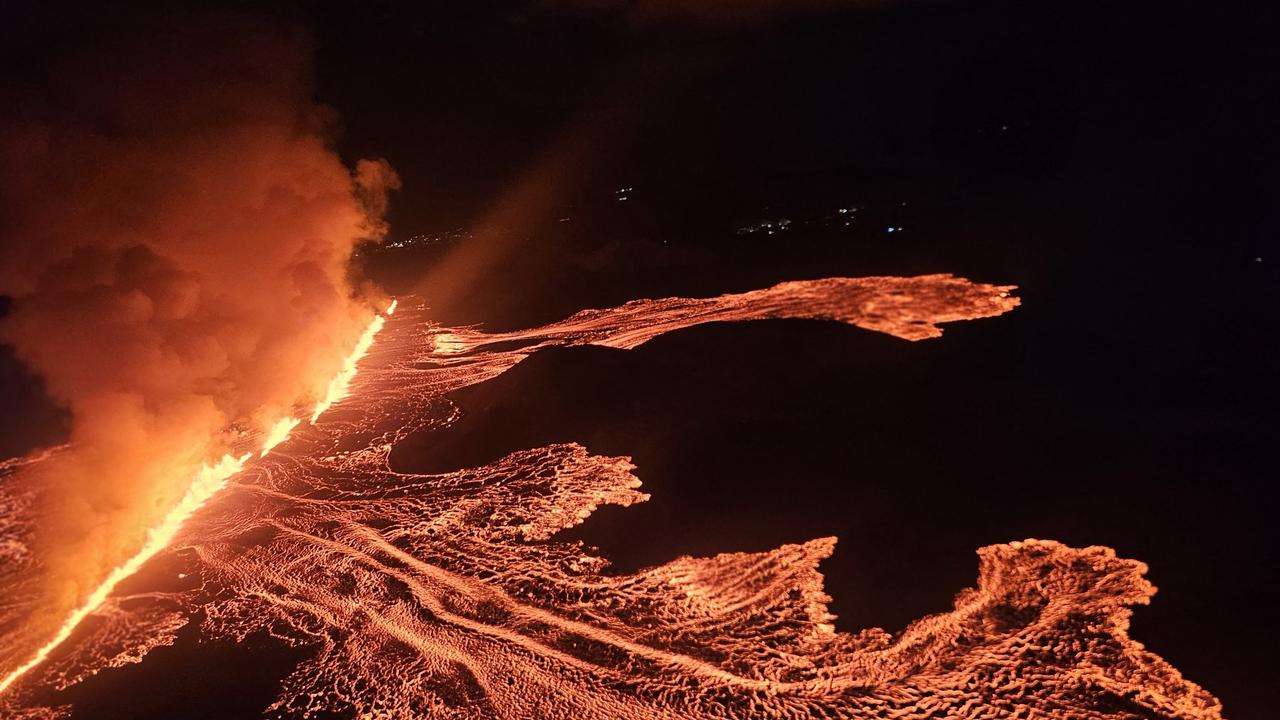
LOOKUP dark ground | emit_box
[3,0,1277,717]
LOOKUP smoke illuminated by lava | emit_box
[0,303,394,697]
[0,13,399,700]
[0,275,1225,718]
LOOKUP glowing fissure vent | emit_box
[0,452,247,695]
[0,303,393,696]
[310,310,387,424]
[260,417,302,458]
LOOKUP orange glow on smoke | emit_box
[0,303,393,696]
[0,452,247,695]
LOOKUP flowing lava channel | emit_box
[0,303,397,699]
[0,277,1225,719]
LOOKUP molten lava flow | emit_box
[0,277,1225,719]
[0,452,247,695]
[0,304,393,698]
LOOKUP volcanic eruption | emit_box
[0,12,399,700]
[0,7,1233,720]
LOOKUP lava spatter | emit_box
[0,275,1224,719]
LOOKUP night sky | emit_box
[2,1,1277,717]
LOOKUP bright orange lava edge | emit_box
[0,300,397,696]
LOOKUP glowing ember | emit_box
[0,277,1224,719]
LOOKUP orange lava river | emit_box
[0,275,1223,719]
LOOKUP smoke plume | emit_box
[0,12,398,668]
